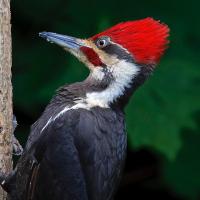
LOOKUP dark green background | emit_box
[11,0,200,199]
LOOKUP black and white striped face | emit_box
[39,32,149,108]
[94,36,134,62]
[39,32,140,77]
[77,36,139,80]
[80,36,136,67]
[71,36,143,108]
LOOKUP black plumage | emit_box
[4,80,128,200]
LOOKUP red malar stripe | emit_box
[80,46,103,66]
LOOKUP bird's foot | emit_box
[12,135,23,155]
[12,115,23,156]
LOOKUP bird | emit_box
[1,17,169,200]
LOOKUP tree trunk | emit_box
[0,0,13,199]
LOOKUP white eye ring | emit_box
[96,37,110,48]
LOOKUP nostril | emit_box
[39,32,48,39]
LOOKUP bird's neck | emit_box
[52,62,152,111]
[111,66,152,109]
[84,62,152,110]
[37,63,152,135]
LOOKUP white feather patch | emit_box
[41,60,139,132]
[86,60,139,108]
[41,102,89,132]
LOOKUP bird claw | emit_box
[12,115,23,156]
[12,135,23,155]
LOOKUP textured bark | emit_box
[0,0,13,199]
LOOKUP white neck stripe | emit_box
[41,60,139,133]
[86,60,139,107]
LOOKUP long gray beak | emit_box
[39,32,84,50]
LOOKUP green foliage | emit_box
[12,0,200,198]
[127,58,200,160]
[164,112,200,199]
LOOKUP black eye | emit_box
[96,37,110,48]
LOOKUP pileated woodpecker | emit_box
[1,18,169,200]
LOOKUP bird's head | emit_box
[40,18,169,108]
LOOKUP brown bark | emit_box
[0,0,13,199]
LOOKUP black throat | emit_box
[111,65,153,109]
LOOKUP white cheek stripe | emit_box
[41,61,139,133]
[86,60,139,108]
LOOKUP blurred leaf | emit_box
[127,58,200,160]
[163,111,200,199]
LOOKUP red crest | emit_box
[91,18,169,65]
